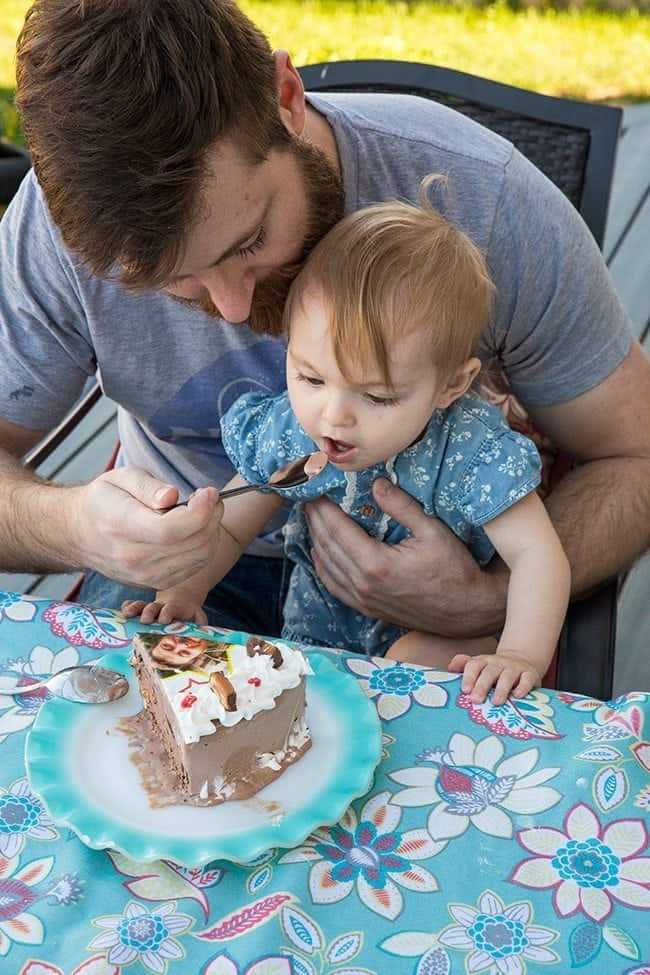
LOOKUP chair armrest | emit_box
[556,577,618,700]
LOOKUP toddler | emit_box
[123,184,570,705]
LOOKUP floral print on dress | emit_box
[221,389,540,653]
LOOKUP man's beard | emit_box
[173,137,344,336]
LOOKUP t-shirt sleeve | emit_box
[485,149,633,408]
[220,391,316,491]
[0,171,96,430]
[458,427,542,526]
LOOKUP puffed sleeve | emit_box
[220,391,315,490]
[457,427,542,526]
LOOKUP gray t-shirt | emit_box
[0,92,632,553]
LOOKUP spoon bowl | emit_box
[9,665,129,704]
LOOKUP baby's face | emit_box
[286,291,447,471]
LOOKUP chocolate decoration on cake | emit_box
[246,635,283,668]
[210,671,237,711]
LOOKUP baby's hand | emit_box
[121,590,208,626]
[449,651,542,706]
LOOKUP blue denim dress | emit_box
[221,391,541,656]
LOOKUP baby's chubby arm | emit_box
[449,491,571,705]
[122,476,283,625]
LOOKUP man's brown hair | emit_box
[16,0,288,287]
[284,177,495,387]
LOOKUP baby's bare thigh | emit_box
[386,631,498,669]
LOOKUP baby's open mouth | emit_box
[323,436,357,461]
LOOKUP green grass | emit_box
[0,0,648,143]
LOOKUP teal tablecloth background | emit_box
[0,590,648,975]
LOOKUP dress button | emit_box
[358,503,376,517]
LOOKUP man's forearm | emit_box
[545,456,650,596]
[0,451,80,573]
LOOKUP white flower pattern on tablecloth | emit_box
[510,802,650,921]
[438,889,560,975]
[390,732,561,841]
[0,776,58,858]
[344,657,457,722]
[0,592,38,624]
[88,900,193,973]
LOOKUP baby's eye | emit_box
[364,392,399,406]
[299,374,324,387]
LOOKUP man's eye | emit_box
[365,393,399,406]
[236,226,267,258]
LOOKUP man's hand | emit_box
[306,477,508,638]
[66,467,223,591]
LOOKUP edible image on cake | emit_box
[134,632,228,676]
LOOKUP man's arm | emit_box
[529,339,650,594]
[0,416,224,590]
[305,341,650,637]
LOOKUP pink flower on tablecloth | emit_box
[510,802,650,921]
[344,657,457,722]
[278,791,442,920]
[438,889,559,975]
[0,644,84,742]
[88,900,193,974]
[0,777,57,858]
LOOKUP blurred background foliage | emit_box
[0,0,648,146]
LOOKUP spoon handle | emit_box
[168,482,258,510]
[8,676,51,695]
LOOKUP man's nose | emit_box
[201,265,256,324]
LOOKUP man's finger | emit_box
[372,478,432,533]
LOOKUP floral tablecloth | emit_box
[0,590,649,975]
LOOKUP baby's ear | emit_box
[437,357,481,408]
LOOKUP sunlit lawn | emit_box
[0,0,648,143]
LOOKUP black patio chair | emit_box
[21,60,623,699]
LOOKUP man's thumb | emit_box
[105,467,178,509]
[372,477,428,531]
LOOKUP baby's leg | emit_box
[386,630,497,669]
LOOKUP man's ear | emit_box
[275,50,306,136]
[436,357,482,408]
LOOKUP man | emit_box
[1,0,648,643]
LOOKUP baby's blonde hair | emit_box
[283,176,494,388]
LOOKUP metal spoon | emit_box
[8,665,129,704]
[170,449,329,507]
